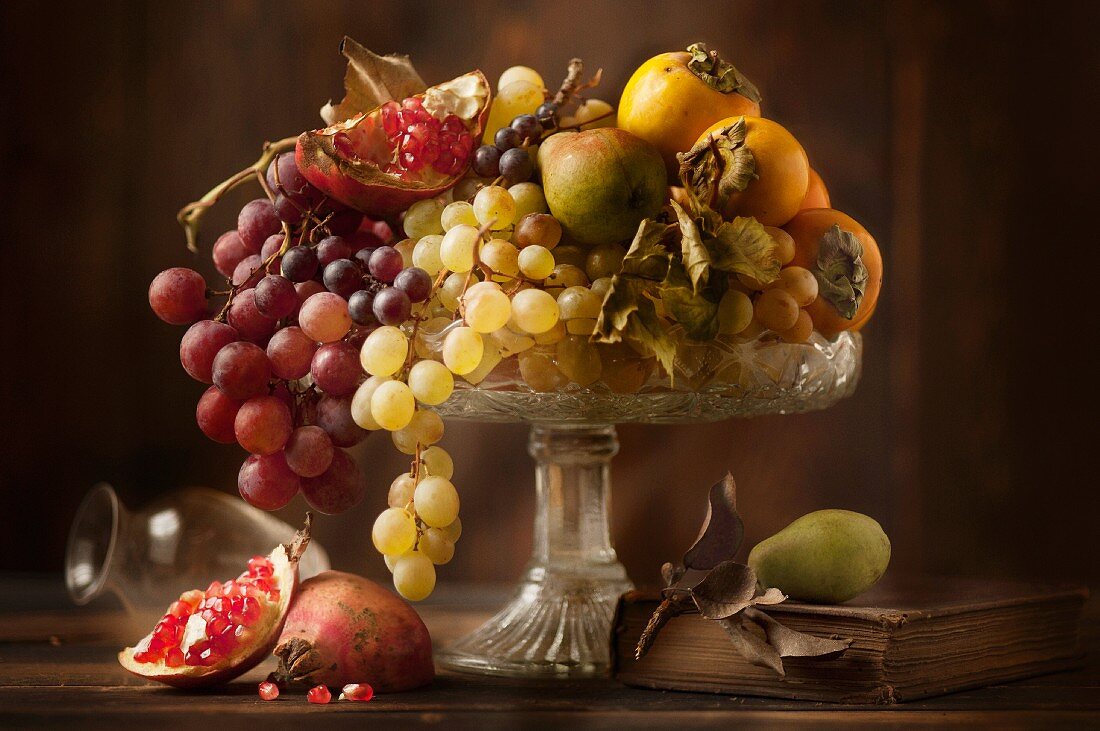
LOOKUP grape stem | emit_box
[555,108,616,132]
[457,220,497,323]
[552,58,603,107]
[177,136,297,253]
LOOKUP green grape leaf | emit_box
[813,224,868,320]
[685,43,762,103]
[320,37,427,125]
[659,259,724,341]
[621,218,675,281]
[709,216,781,284]
[677,118,756,212]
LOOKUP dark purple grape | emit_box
[494,127,521,151]
[281,246,319,283]
[535,101,559,128]
[254,275,298,319]
[323,258,363,299]
[212,231,249,278]
[368,246,404,283]
[316,236,353,266]
[227,289,278,343]
[511,114,540,143]
[266,326,317,380]
[196,386,242,444]
[310,341,363,396]
[180,320,239,383]
[238,452,300,511]
[393,267,432,303]
[372,286,412,325]
[314,395,369,447]
[500,147,533,184]
[347,289,378,325]
[237,199,281,252]
[284,425,334,478]
[300,448,367,514]
[211,341,270,400]
[326,209,364,237]
[149,268,207,325]
[473,145,502,177]
[353,247,378,270]
[274,194,305,226]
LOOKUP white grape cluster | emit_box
[359,65,629,601]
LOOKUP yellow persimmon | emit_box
[618,43,761,178]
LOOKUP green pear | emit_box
[748,509,890,604]
[538,128,666,246]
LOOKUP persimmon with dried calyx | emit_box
[783,208,882,335]
[682,116,809,227]
[297,71,491,218]
[619,42,762,178]
[800,167,831,211]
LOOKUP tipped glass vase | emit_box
[65,484,329,616]
[435,331,862,678]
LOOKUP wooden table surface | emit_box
[1,576,1096,729]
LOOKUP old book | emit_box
[612,577,1087,704]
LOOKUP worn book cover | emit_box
[612,577,1087,703]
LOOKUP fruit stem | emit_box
[177,136,298,253]
[552,58,602,107]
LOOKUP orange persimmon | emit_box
[800,167,831,210]
[784,208,882,334]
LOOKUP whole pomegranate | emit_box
[268,571,433,692]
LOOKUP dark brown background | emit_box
[2,0,1097,591]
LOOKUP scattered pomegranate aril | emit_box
[258,681,280,701]
[340,683,374,702]
[307,685,332,704]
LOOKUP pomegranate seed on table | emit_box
[258,681,280,701]
[341,683,374,702]
[307,685,332,704]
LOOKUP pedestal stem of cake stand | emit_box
[437,423,633,677]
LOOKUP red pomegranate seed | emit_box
[402,96,422,110]
[241,596,262,622]
[258,681,280,701]
[341,683,374,702]
[167,601,191,618]
[165,647,185,668]
[307,685,332,704]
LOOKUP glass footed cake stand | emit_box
[432,329,862,678]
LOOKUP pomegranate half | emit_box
[117,515,312,688]
[296,71,491,218]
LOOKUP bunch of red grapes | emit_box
[148,152,432,514]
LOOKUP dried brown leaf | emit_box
[320,37,427,125]
[691,560,758,619]
[683,473,744,570]
[718,616,785,675]
[743,607,852,658]
[750,587,787,606]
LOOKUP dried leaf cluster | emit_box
[634,475,851,675]
[592,123,781,376]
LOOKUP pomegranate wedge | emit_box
[117,516,312,688]
[296,71,491,217]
